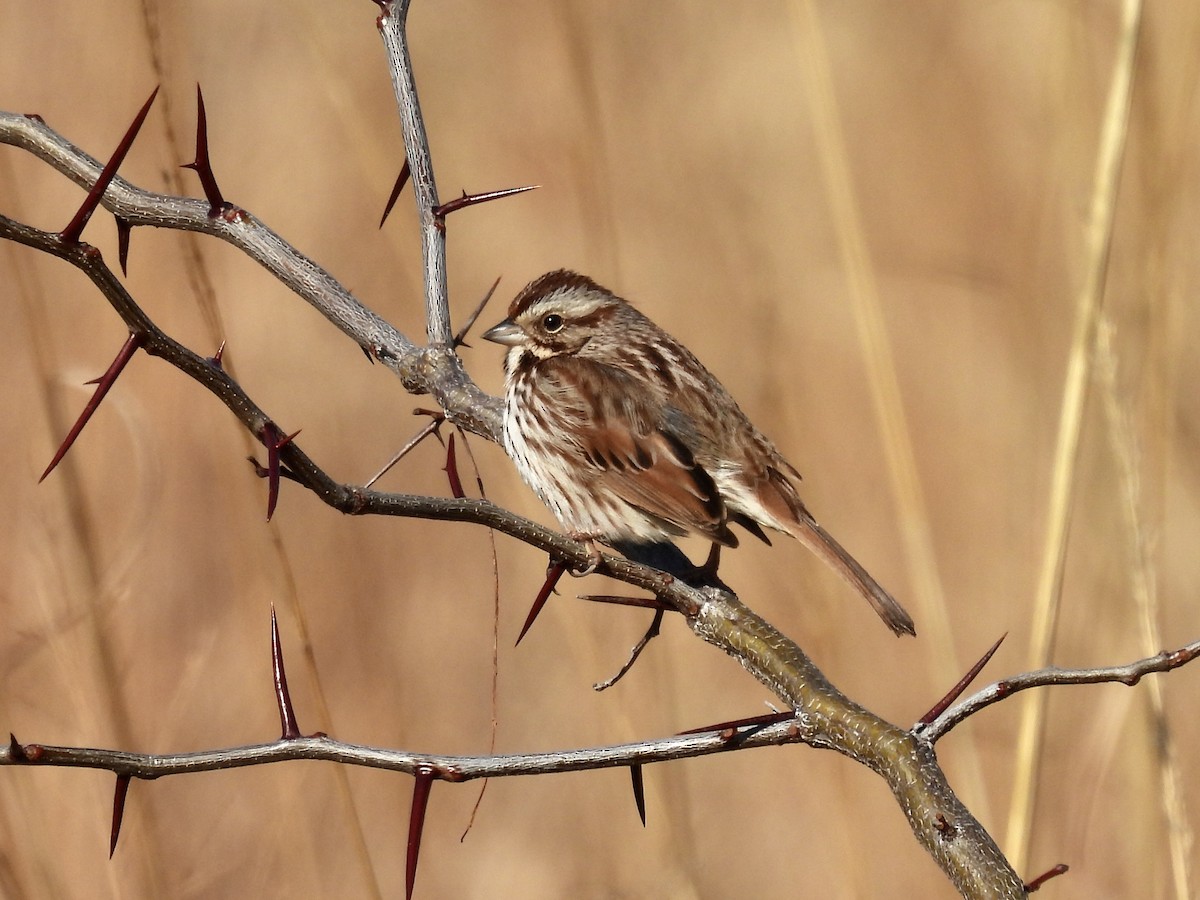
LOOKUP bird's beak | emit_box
[481,319,523,347]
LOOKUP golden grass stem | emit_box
[788,0,992,821]
[1096,319,1194,898]
[1005,0,1144,874]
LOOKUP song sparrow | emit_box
[482,270,915,637]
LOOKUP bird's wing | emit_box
[540,357,736,545]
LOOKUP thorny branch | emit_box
[918,641,1200,743]
[0,1,1196,898]
[10,641,1191,777]
[5,721,810,782]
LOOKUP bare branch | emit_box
[2,719,809,781]
[0,111,500,441]
[376,0,451,347]
[917,641,1200,743]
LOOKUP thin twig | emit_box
[918,641,1200,743]
[3,722,807,780]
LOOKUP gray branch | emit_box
[3,722,806,780]
[918,641,1200,744]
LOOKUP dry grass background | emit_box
[1,2,1198,898]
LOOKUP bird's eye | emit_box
[542,313,564,333]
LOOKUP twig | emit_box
[3,721,808,780]
[918,641,1200,743]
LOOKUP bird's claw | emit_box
[568,535,603,576]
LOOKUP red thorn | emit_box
[1025,863,1069,892]
[259,424,300,521]
[271,607,301,740]
[110,774,131,858]
[918,634,1007,725]
[452,275,502,348]
[515,562,566,646]
[432,184,538,219]
[180,84,228,215]
[413,409,447,446]
[677,710,794,737]
[7,734,27,762]
[577,594,672,611]
[116,217,132,275]
[443,434,465,499]
[60,87,159,244]
[379,158,411,228]
[455,428,488,498]
[630,765,646,827]
[40,333,145,482]
[210,340,226,369]
[407,768,435,900]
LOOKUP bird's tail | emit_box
[783,515,916,637]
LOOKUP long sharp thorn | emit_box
[180,84,228,214]
[110,774,130,858]
[116,217,132,275]
[630,765,647,827]
[917,634,1007,726]
[454,428,488,498]
[271,606,301,739]
[41,333,144,482]
[379,158,411,228]
[406,769,435,900]
[433,184,538,219]
[364,416,442,489]
[577,594,671,611]
[515,562,565,646]
[453,276,502,348]
[261,426,300,521]
[677,710,794,737]
[60,87,159,244]
[443,434,465,498]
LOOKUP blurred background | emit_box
[1,2,1197,897]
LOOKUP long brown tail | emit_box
[784,515,916,637]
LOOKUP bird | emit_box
[481,270,915,637]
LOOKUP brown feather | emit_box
[541,356,737,546]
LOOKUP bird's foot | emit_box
[567,533,604,576]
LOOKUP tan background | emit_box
[2,2,1198,898]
